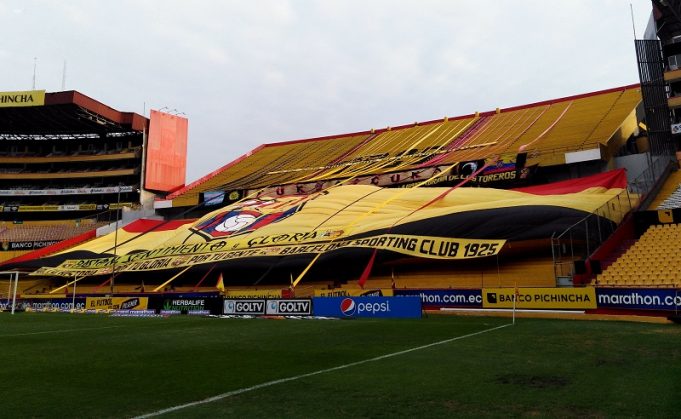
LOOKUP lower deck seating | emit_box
[596,223,681,288]
[0,221,107,242]
[649,169,681,209]
[1,278,53,297]
[340,257,556,290]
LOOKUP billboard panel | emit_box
[596,288,681,311]
[145,110,188,192]
[265,299,312,315]
[0,90,45,107]
[482,287,596,309]
[394,289,482,308]
[223,299,266,315]
[312,296,422,318]
[85,297,149,311]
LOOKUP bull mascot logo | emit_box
[192,197,307,239]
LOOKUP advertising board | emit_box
[312,296,421,318]
[265,299,312,316]
[223,299,266,315]
[394,289,482,308]
[482,288,596,310]
[596,288,681,311]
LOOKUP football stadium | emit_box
[2,2,681,418]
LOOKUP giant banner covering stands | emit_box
[483,287,596,310]
[32,234,505,277]
[21,170,630,282]
[249,154,530,196]
[312,296,422,318]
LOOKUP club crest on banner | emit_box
[192,197,308,239]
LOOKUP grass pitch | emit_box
[0,313,679,418]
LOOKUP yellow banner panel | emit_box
[224,289,282,299]
[482,287,596,309]
[18,205,60,212]
[53,179,626,267]
[0,90,45,107]
[85,297,149,311]
[31,235,505,276]
[314,288,394,297]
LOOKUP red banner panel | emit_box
[145,110,188,192]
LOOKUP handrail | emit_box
[555,154,673,241]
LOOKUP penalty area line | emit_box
[133,322,512,418]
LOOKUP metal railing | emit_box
[551,155,675,281]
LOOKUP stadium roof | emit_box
[0,90,147,139]
[162,83,642,208]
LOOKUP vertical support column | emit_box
[11,272,18,315]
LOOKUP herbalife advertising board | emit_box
[162,298,208,313]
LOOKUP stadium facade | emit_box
[0,90,187,265]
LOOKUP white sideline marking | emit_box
[440,308,586,314]
[0,325,122,337]
[133,323,512,418]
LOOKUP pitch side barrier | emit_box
[221,296,423,318]
[594,288,681,312]
[10,288,680,316]
[223,298,313,316]
[402,287,680,315]
[13,293,223,315]
[312,296,422,318]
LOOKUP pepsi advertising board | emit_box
[596,288,681,311]
[393,289,482,308]
[312,296,422,318]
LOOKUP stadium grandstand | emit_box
[2,1,681,320]
[0,90,187,267]
[0,83,662,300]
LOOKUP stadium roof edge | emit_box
[164,82,642,202]
[496,83,641,114]
[164,144,267,200]
[45,90,148,132]
[264,83,641,148]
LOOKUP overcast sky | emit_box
[1,0,654,183]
